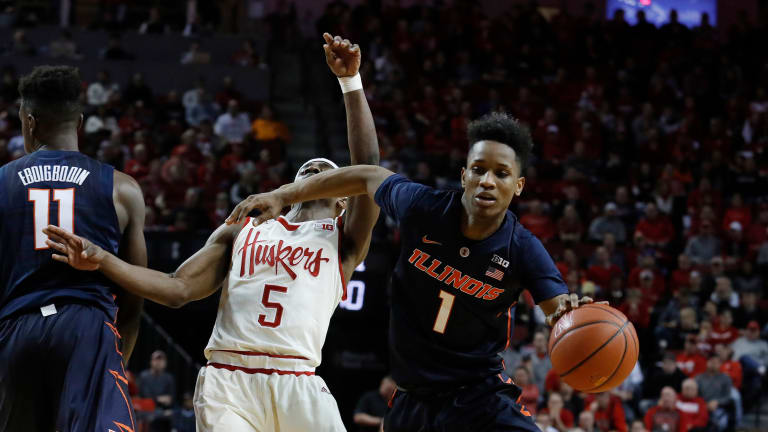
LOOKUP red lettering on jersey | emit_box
[444,269,469,290]
[436,265,453,282]
[425,259,442,278]
[460,278,483,295]
[408,249,423,264]
[475,283,493,298]
[483,288,504,300]
[238,230,330,280]
[413,253,430,271]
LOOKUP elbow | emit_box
[165,291,190,309]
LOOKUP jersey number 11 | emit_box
[28,188,75,250]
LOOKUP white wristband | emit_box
[338,74,363,93]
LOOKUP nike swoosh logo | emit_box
[422,235,442,245]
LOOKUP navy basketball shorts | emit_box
[384,373,540,432]
[0,303,135,432]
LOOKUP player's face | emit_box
[296,161,345,213]
[461,141,525,219]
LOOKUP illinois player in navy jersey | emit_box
[227,112,596,431]
[0,66,146,431]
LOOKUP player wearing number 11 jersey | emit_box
[226,112,597,431]
[0,66,146,431]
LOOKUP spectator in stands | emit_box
[100,33,134,60]
[709,308,738,347]
[540,392,574,432]
[586,246,622,291]
[124,143,150,180]
[644,387,684,432]
[49,30,81,60]
[677,334,707,377]
[232,39,267,69]
[556,204,583,243]
[138,350,175,410]
[710,276,739,309]
[181,41,211,65]
[588,202,627,244]
[585,392,627,432]
[353,375,395,432]
[87,70,118,107]
[695,355,732,430]
[559,382,583,419]
[520,200,555,243]
[734,288,763,328]
[123,73,154,107]
[172,392,195,432]
[214,100,251,144]
[139,6,170,34]
[229,167,259,206]
[186,90,220,128]
[677,379,709,432]
[514,366,539,416]
[629,419,647,432]
[84,105,118,135]
[684,220,721,265]
[634,202,674,249]
[251,105,291,143]
[644,353,687,402]
[535,412,559,432]
[209,191,231,226]
[528,331,552,393]
[732,321,768,368]
[577,410,595,432]
[172,188,211,231]
[12,30,36,56]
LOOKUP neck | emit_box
[460,197,505,240]
[35,132,79,152]
[285,200,336,223]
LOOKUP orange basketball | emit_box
[548,303,639,393]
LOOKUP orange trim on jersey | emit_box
[336,215,347,301]
[207,362,315,376]
[277,216,300,231]
[105,321,123,356]
[504,308,513,350]
[388,388,397,408]
[109,369,135,430]
[516,395,532,417]
[113,422,134,432]
[213,349,309,360]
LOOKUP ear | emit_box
[460,167,466,189]
[27,113,35,135]
[78,113,84,131]
[515,176,526,196]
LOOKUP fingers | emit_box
[322,32,333,43]
[580,296,594,304]
[45,239,69,254]
[51,254,70,264]
[225,203,244,224]
[569,293,579,309]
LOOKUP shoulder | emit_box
[114,170,144,203]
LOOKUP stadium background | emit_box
[2,0,768,430]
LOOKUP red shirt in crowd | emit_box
[586,264,622,289]
[124,158,150,180]
[539,407,574,429]
[722,206,752,233]
[670,269,690,290]
[676,353,707,377]
[585,394,628,432]
[676,395,709,431]
[644,406,685,432]
[518,384,540,416]
[520,213,556,243]
[708,323,739,347]
[618,299,653,329]
[720,359,743,389]
[635,216,675,245]
[627,267,666,300]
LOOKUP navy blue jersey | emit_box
[374,174,567,388]
[0,150,122,321]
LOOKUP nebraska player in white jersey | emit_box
[43,33,380,432]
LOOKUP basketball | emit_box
[548,303,639,393]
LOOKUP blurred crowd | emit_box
[1,1,768,431]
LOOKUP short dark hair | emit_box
[18,65,82,126]
[467,112,533,171]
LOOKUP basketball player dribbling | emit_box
[44,33,379,431]
[226,112,598,431]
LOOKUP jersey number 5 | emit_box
[28,188,74,250]
[258,284,288,328]
[432,290,455,334]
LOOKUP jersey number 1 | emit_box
[432,290,455,334]
[28,188,75,250]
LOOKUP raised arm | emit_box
[323,32,381,276]
[43,222,240,309]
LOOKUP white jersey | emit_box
[204,215,345,371]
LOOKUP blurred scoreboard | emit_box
[606,0,717,27]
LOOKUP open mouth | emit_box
[474,193,497,207]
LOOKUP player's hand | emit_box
[323,32,361,77]
[225,191,285,226]
[43,225,106,271]
[545,293,608,327]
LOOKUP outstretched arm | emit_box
[323,32,381,276]
[43,223,239,308]
[226,164,393,226]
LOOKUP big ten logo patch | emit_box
[315,223,334,231]
[491,254,509,268]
